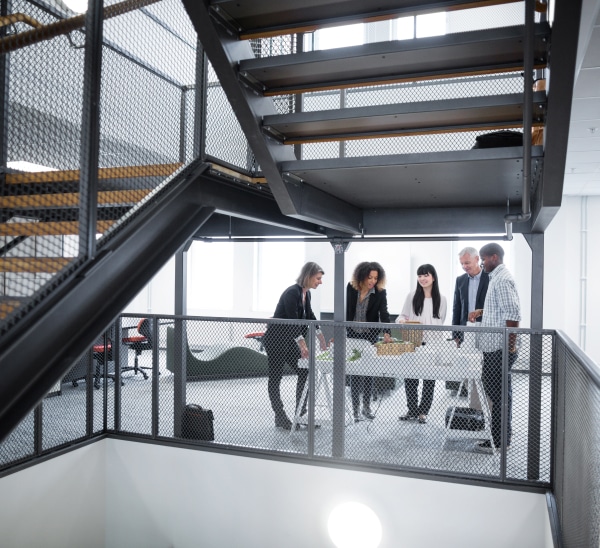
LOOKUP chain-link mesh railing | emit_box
[554,333,600,547]
[1,314,557,488]
[0,0,201,333]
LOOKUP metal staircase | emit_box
[182,0,581,237]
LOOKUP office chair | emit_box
[64,335,114,389]
[121,318,153,380]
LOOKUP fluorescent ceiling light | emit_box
[7,161,57,172]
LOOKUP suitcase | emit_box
[472,130,523,149]
[181,404,214,441]
[445,406,485,431]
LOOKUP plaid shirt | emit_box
[478,264,521,352]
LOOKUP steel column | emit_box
[78,0,104,258]
[331,239,350,458]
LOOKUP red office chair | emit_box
[122,318,153,379]
[244,331,265,352]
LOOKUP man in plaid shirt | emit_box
[468,243,521,454]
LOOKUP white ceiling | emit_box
[564,0,600,195]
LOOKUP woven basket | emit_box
[400,321,423,346]
[376,342,415,355]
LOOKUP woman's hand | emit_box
[395,316,406,324]
[298,340,309,359]
[382,333,393,344]
[318,333,328,351]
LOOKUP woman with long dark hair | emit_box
[396,264,447,424]
[346,261,392,422]
[262,262,328,430]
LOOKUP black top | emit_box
[345,283,391,344]
[263,284,317,348]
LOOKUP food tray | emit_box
[376,342,415,355]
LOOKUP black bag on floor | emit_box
[472,130,523,149]
[445,406,485,431]
[181,404,214,441]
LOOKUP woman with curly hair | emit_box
[346,261,392,422]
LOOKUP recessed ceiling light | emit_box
[589,127,597,134]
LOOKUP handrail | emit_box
[0,13,43,29]
[0,0,162,54]
[556,330,600,388]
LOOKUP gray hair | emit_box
[458,246,479,259]
[296,261,325,288]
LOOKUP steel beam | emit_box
[531,0,583,232]
[180,0,361,234]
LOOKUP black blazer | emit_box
[263,284,317,353]
[452,271,489,341]
[346,283,391,344]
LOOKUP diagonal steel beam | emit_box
[0,163,215,443]
[180,0,361,234]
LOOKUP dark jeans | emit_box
[404,378,435,416]
[482,349,517,447]
[350,375,372,413]
[267,352,307,419]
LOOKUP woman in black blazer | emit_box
[346,261,392,421]
[262,262,328,430]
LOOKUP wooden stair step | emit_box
[4,162,182,185]
[0,257,72,273]
[0,189,152,209]
[0,220,116,236]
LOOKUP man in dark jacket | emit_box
[449,247,489,395]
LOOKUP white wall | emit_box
[0,439,552,548]
[0,443,106,548]
[544,196,600,363]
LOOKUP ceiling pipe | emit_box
[505,0,534,227]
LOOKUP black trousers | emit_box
[482,349,516,447]
[350,375,373,413]
[404,378,435,416]
[266,349,307,418]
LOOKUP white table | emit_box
[296,343,496,451]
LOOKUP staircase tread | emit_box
[212,0,523,39]
[262,93,546,142]
[239,24,550,94]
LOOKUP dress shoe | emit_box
[399,413,418,421]
[275,415,292,430]
[418,414,427,424]
[361,407,375,420]
[474,439,510,453]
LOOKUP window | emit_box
[254,241,305,313]
[188,241,233,311]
